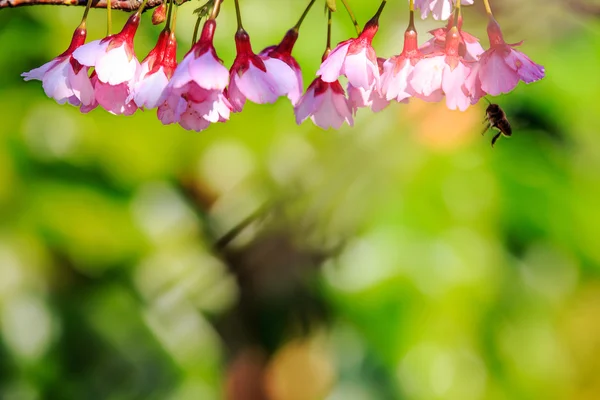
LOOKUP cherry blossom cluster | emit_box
[22,0,545,131]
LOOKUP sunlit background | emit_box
[1,0,600,399]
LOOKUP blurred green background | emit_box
[1,0,600,399]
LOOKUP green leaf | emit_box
[326,0,336,12]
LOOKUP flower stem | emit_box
[453,0,460,26]
[80,0,93,24]
[407,0,415,30]
[170,4,177,30]
[209,0,222,19]
[341,0,360,35]
[371,0,387,23]
[106,0,111,34]
[323,8,332,60]
[165,0,172,29]
[293,0,316,32]
[134,0,149,16]
[192,15,202,44]
[234,0,244,30]
[482,0,493,16]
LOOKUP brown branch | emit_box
[0,0,188,11]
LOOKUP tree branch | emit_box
[0,0,186,11]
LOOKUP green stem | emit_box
[192,15,202,45]
[106,0,111,34]
[482,0,493,15]
[293,0,316,32]
[341,0,360,35]
[371,0,386,22]
[165,0,173,30]
[209,0,222,19]
[234,0,244,30]
[134,0,149,16]
[453,0,460,26]
[80,0,93,23]
[324,8,332,58]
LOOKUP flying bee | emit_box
[482,100,512,147]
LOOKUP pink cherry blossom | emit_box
[471,17,545,98]
[259,29,304,105]
[228,29,296,112]
[295,78,353,129]
[380,25,425,102]
[317,19,380,91]
[21,24,95,108]
[413,0,474,21]
[411,27,472,111]
[158,20,232,131]
[130,29,178,109]
[348,58,389,113]
[419,17,484,62]
[72,13,142,115]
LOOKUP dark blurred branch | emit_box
[569,0,600,15]
[0,0,190,10]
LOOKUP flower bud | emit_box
[152,3,166,25]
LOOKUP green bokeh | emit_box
[1,1,599,399]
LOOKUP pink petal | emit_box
[170,54,193,89]
[133,68,169,109]
[381,58,413,102]
[189,51,229,90]
[236,64,280,105]
[69,66,95,106]
[72,40,108,67]
[343,50,377,90]
[410,56,445,97]
[505,49,545,83]
[179,105,211,132]
[227,74,246,113]
[317,43,350,83]
[94,81,137,116]
[480,50,520,95]
[294,86,321,125]
[95,44,140,85]
[263,57,300,104]
[158,92,186,124]
[41,59,73,104]
[311,89,353,129]
[430,0,454,21]
[21,59,57,81]
[442,62,471,111]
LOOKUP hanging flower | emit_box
[469,17,545,99]
[411,26,472,111]
[227,29,297,112]
[158,19,232,131]
[259,29,304,106]
[130,29,178,109]
[295,77,353,129]
[72,14,142,115]
[21,24,95,108]
[317,19,380,91]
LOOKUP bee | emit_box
[482,101,512,147]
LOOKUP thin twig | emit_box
[0,0,188,11]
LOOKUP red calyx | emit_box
[59,25,87,58]
[193,19,218,59]
[312,78,345,97]
[265,29,300,71]
[162,32,178,78]
[486,16,506,47]
[103,13,141,60]
[143,29,170,72]
[231,29,267,76]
